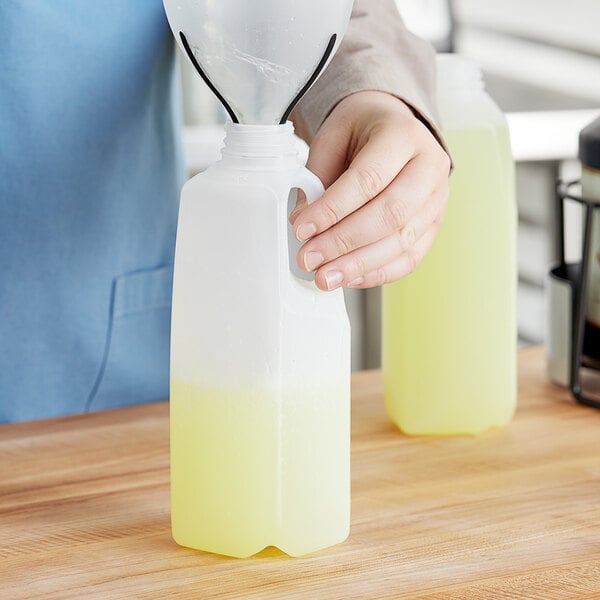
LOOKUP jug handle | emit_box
[291,166,325,207]
[287,167,325,282]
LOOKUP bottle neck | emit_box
[219,122,299,171]
[436,53,485,96]
[436,53,505,130]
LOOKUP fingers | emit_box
[315,216,443,291]
[297,154,445,274]
[359,223,441,288]
[294,123,417,241]
[314,194,445,290]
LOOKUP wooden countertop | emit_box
[2,346,600,599]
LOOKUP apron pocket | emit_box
[86,265,173,412]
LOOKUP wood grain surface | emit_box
[2,346,600,599]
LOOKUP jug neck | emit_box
[436,53,485,96]
[219,122,299,171]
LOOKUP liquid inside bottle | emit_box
[170,382,349,557]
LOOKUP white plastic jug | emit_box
[382,54,517,435]
[170,122,351,557]
[163,0,353,124]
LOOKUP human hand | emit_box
[290,90,451,291]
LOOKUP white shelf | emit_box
[507,109,600,162]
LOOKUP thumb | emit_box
[289,119,350,225]
[290,117,351,225]
[289,114,352,225]
[305,118,352,190]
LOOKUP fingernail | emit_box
[304,251,324,272]
[324,270,344,290]
[296,222,317,242]
[349,277,364,287]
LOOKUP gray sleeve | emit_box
[293,0,446,153]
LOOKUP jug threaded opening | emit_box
[221,121,298,163]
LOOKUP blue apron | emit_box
[0,1,184,422]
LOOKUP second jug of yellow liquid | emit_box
[382,54,517,435]
[170,123,351,558]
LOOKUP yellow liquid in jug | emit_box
[170,381,350,557]
[382,125,517,435]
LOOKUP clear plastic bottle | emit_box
[170,122,351,557]
[163,0,353,125]
[382,54,517,435]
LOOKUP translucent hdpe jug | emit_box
[170,122,351,557]
[382,54,517,435]
[164,0,353,557]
